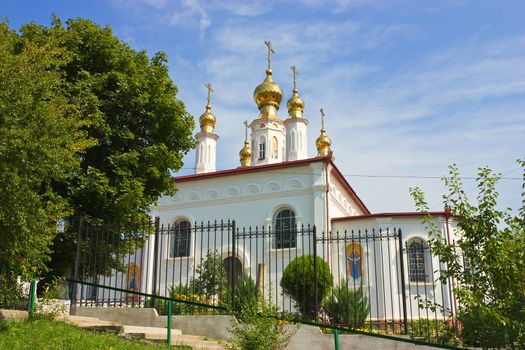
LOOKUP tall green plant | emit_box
[191,250,227,301]
[280,255,333,319]
[324,281,369,328]
[410,160,525,348]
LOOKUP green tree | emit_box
[16,17,195,277]
[0,22,91,279]
[280,255,333,319]
[191,250,228,301]
[410,161,525,348]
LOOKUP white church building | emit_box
[147,43,459,322]
[83,44,458,328]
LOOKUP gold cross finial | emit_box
[320,108,325,130]
[243,120,249,142]
[204,82,213,107]
[290,65,299,90]
[264,40,274,70]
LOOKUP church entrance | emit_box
[223,256,242,289]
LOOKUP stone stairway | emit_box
[66,315,225,349]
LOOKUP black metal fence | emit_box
[70,218,459,345]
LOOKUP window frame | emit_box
[170,219,191,258]
[273,208,297,249]
[407,238,429,283]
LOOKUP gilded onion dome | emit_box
[287,88,304,112]
[316,108,331,156]
[199,106,216,133]
[239,121,252,166]
[253,69,283,110]
[200,82,216,133]
[287,65,304,113]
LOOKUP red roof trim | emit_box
[331,211,447,222]
[327,158,370,215]
[173,156,328,183]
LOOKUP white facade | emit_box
[249,117,286,165]
[194,131,218,174]
[284,117,308,161]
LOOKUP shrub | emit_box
[324,281,369,328]
[226,295,296,350]
[280,255,333,319]
[169,284,201,315]
[224,274,258,318]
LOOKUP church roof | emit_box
[173,155,370,214]
[331,211,448,222]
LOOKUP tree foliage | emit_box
[280,255,333,319]
[410,161,525,348]
[191,250,228,300]
[0,17,195,278]
[0,22,91,278]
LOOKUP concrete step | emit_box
[121,325,182,336]
[143,334,225,349]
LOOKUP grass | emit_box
[0,317,192,350]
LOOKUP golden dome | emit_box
[316,108,331,156]
[253,69,283,110]
[287,89,304,112]
[316,131,331,156]
[199,106,216,133]
[239,141,252,166]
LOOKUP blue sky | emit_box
[3,0,525,214]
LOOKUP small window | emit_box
[170,220,191,257]
[407,238,428,282]
[259,137,266,160]
[274,209,296,249]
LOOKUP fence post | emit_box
[313,225,318,322]
[231,220,236,311]
[152,217,160,300]
[167,299,172,348]
[70,218,82,314]
[333,329,340,350]
[28,278,36,318]
[397,228,408,335]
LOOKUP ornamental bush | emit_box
[280,255,333,319]
[324,281,369,328]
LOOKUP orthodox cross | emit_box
[320,108,325,130]
[290,65,298,90]
[264,40,274,70]
[243,120,249,142]
[204,82,213,107]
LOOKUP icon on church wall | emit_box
[272,136,278,158]
[346,242,363,280]
[126,263,141,301]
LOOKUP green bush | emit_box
[280,255,333,319]
[224,274,258,318]
[324,281,369,328]
[226,295,296,350]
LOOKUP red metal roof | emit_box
[331,211,447,222]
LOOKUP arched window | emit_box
[272,136,278,159]
[170,219,191,257]
[346,242,363,280]
[274,209,296,249]
[259,136,266,160]
[407,238,428,282]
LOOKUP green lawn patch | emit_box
[0,317,191,350]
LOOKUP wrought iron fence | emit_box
[70,217,459,345]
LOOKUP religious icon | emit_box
[127,263,140,292]
[346,242,363,280]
